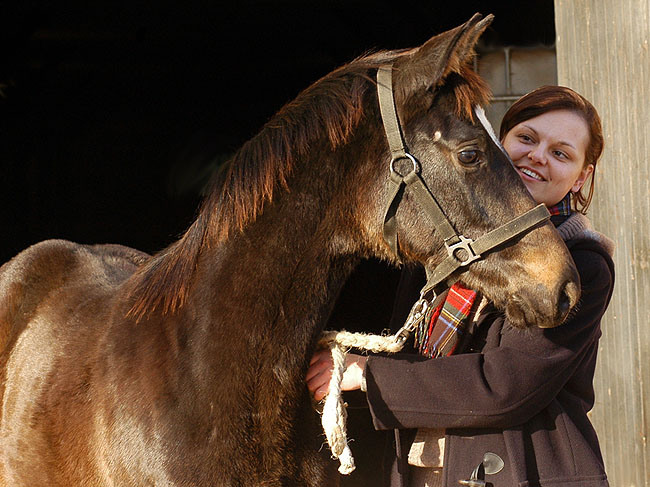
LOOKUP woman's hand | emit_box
[306,349,368,401]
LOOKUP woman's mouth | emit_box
[517,166,545,182]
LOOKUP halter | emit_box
[376,65,551,344]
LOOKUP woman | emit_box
[307,86,615,487]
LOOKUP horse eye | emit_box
[458,149,480,165]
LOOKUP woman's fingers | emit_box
[306,350,368,401]
[306,366,331,392]
[306,350,333,381]
[309,348,332,366]
[307,371,331,401]
[306,351,334,400]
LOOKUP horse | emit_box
[0,14,579,486]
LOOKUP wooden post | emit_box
[555,1,650,485]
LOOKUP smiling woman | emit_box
[503,109,593,206]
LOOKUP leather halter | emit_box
[376,64,550,333]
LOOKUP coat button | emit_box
[458,452,504,486]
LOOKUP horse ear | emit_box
[394,13,493,96]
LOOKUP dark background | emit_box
[0,1,555,264]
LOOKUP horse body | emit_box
[0,244,332,486]
[0,14,580,486]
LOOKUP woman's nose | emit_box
[528,146,547,164]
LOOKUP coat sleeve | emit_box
[365,245,614,431]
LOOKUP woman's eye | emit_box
[458,149,480,165]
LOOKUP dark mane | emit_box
[125,51,489,320]
[202,53,397,244]
[125,51,399,320]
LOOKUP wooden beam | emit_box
[555,1,650,485]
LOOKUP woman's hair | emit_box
[499,85,604,214]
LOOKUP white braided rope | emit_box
[320,330,404,354]
[318,330,406,474]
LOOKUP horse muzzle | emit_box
[505,269,580,329]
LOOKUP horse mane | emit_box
[201,55,398,243]
[125,51,490,321]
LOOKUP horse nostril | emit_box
[558,279,580,321]
[558,289,571,317]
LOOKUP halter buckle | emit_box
[446,235,481,266]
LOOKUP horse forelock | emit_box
[445,64,491,122]
[401,60,491,126]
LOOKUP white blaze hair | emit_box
[474,105,512,163]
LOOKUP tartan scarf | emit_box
[415,283,477,358]
[548,193,572,217]
[415,194,572,358]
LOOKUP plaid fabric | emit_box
[416,283,477,358]
[547,193,572,216]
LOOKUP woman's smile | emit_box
[517,166,546,182]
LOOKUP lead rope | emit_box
[317,331,404,474]
[317,297,434,474]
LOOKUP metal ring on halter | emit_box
[389,153,419,177]
[446,235,481,266]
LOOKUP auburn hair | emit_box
[499,85,604,213]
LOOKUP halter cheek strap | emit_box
[377,64,550,306]
[378,65,464,263]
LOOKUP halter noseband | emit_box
[376,64,550,342]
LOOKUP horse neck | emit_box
[183,153,361,394]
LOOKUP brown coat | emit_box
[364,220,615,487]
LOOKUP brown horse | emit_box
[0,14,578,486]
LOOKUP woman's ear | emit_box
[572,164,595,193]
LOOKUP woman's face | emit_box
[502,109,594,207]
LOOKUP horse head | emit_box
[345,14,579,329]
